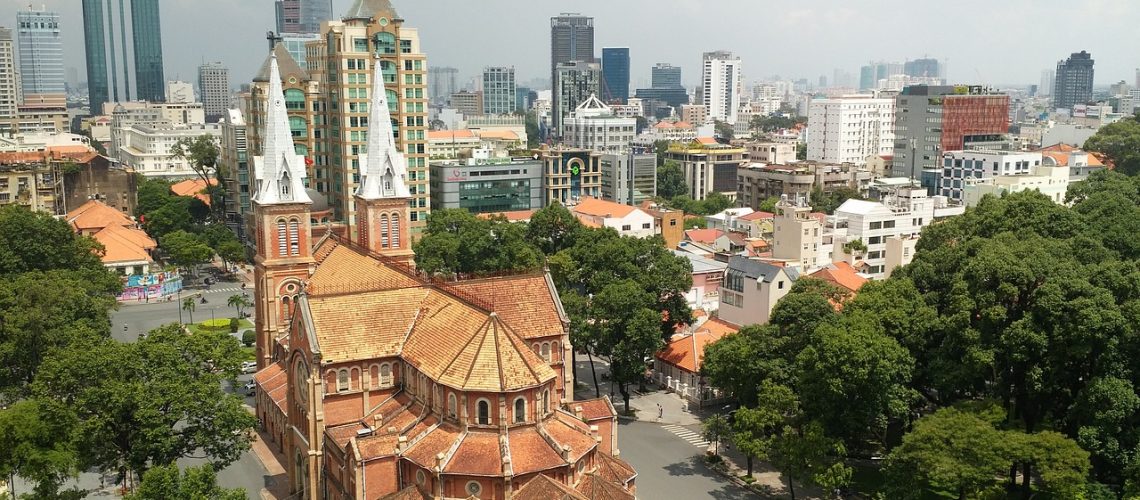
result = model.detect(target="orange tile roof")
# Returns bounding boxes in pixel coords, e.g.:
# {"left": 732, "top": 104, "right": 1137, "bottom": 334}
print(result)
{"left": 356, "top": 433, "right": 400, "bottom": 459}
{"left": 656, "top": 318, "right": 737, "bottom": 373}
{"left": 67, "top": 199, "right": 134, "bottom": 232}
{"left": 426, "top": 129, "right": 477, "bottom": 141}
{"left": 402, "top": 424, "right": 463, "bottom": 469}
{"left": 739, "top": 211, "right": 775, "bottom": 221}
{"left": 444, "top": 431, "right": 502, "bottom": 476}
{"left": 307, "top": 287, "right": 426, "bottom": 363}
{"left": 575, "top": 473, "right": 634, "bottom": 500}
{"left": 91, "top": 224, "right": 156, "bottom": 264}
{"left": 380, "top": 486, "right": 430, "bottom": 500}
{"left": 328, "top": 423, "right": 368, "bottom": 448}
{"left": 595, "top": 453, "right": 637, "bottom": 485}
{"left": 572, "top": 397, "right": 615, "bottom": 421}
{"left": 809, "top": 262, "right": 868, "bottom": 293}
{"left": 572, "top": 197, "right": 637, "bottom": 219}
{"left": 575, "top": 213, "right": 602, "bottom": 228}
{"left": 253, "top": 362, "right": 289, "bottom": 417}
{"left": 653, "top": 121, "right": 674, "bottom": 129}
{"left": 696, "top": 137, "right": 719, "bottom": 145}
{"left": 514, "top": 475, "right": 587, "bottom": 500}
{"left": 509, "top": 426, "right": 566, "bottom": 475}
{"left": 477, "top": 209, "right": 538, "bottom": 222}
{"left": 446, "top": 274, "right": 566, "bottom": 340}
{"left": 170, "top": 178, "right": 217, "bottom": 197}
{"left": 673, "top": 121, "right": 693, "bottom": 128}
{"left": 683, "top": 228, "right": 724, "bottom": 245}
{"left": 307, "top": 245, "right": 422, "bottom": 293}
{"left": 477, "top": 130, "right": 520, "bottom": 141}
{"left": 46, "top": 145, "right": 94, "bottom": 155}
{"left": 543, "top": 412, "right": 596, "bottom": 463}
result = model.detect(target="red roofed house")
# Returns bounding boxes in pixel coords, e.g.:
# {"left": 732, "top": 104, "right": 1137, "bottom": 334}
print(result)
{"left": 808, "top": 262, "right": 868, "bottom": 307}
{"left": 571, "top": 197, "right": 656, "bottom": 238}
{"left": 171, "top": 178, "right": 218, "bottom": 206}
{"left": 67, "top": 199, "right": 156, "bottom": 275}
{"left": 654, "top": 318, "right": 737, "bottom": 405}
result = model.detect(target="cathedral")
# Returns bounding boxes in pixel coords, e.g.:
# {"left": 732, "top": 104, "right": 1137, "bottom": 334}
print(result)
{"left": 248, "top": 33, "right": 636, "bottom": 500}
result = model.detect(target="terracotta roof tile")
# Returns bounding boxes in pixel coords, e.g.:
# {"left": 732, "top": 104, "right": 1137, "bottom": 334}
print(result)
{"left": 514, "top": 475, "right": 586, "bottom": 500}
{"left": 91, "top": 224, "right": 155, "bottom": 264}
{"left": 380, "top": 485, "right": 429, "bottom": 500}
{"left": 684, "top": 228, "right": 724, "bottom": 245}
{"left": 508, "top": 426, "right": 566, "bottom": 475}
{"left": 595, "top": 453, "right": 637, "bottom": 485}
{"left": 426, "top": 129, "right": 477, "bottom": 140}
{"left": 402, "top": 424, "right": 462, "bottom": 469}
{"left": 67, "top": 199, "right": 134, "bottom": 232}
{"left": 572, "top": 197, "right": 637, "bottom": 218}
{"left": 572, "top": 398, "right": 615, "bottom": 421}
{"left": 809, "top": 262, "right": 868, "bottom": 293}
{"left": 170, "top": 178, "right": 217, "bottom": 205}
{"left": 443, "top": 431, "right": 502, "bottom": 476}
{"left": 477, "top": 209, "right": 538, "bottom": 222}
{"left": 543, "top": 412, "right": 596, "bottom": 463}
{"left": 307, "top": 287, "right": 426, "bottom": 362}
{"left": 312, "top": 234, "right": 339, "bottom": 264}
{"left": 739, "top": 211, "right": 775, "bottom": 221}
{"left": 656, "top": 318, "right": 737, "bottom": 373}
{"left": 445, "top": 274, "right": 566, "bottom": 340}
{"left": 356, "top": 433, "right": 400, "bottom": 459}
{"left": 327, "top": 422, "right": 369, "bottom": 448}
{"left": 254, "top": 362, "right": 289, "bottom": 416}
{"left": 308, "top": 245, "right": 422, "bottom": 294}
{"left": 575, "top": 473, "right": 634, "bottom": 500}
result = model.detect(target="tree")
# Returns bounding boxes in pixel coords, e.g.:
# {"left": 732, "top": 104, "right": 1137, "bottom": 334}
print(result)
{"left": 1083, "top": 112, "right": 1140, "bottom": 176}
{"left": 702, "top": 413, "right": 731, "bottom": 457}
{"left": 241, "top": 330, "right": 255, "bottom": 347}
{"left": 125, "top": 463, "right": 246, "bottom": 500}
{"left": 758, "top": 196, "right": 779, "bottom": 213}
{"left": 215, "top": 240, "right": 246, "bottom": 270}
{"left": 653, "top": 139, "right": 673, "bottom": 167}
{"left": 796, "top": 143, "right": 807, "bottom": 160}
{"left": 161, "top": 230, "right": 214, "bottom": 273}
{"left": 413, "top": 209, "right": 541, "bottom": 276}
{"left": 227, "top": 294, "right": 251, "bottom": 317}
{"left": 0, "top": 206, "right": 113, "bottom": 283}
{"left": 170, "top": 135, "right": 222, "bottom": 213}
{"left": 731, "top": 381, "right": 800, "bottom": 475}
{"left": 750, "top": 114, "right": 799, "bottom": 133}
{"left": 701, "top": 325, "right": 793, "bottom": 407}
{"left": 526, "top": 202, "right": 582, "bottom": 255}
{"left": 769, "top": 421, "right": 852, "bottom": 500}
{"left": 701, "top": 192, "right": 734, "bottom": 215}
{"left": 182, "top": 296, "right": 197, "bottom": 324}
{"left": 589, "top": 280, "right": 661, "bottom": 411}
{"left": 0, "top": 399, "right": 79, "bottom": 498}
{"left": 713, "top": 120, "right": 734, "bottom": 140}
{"left": 524, "top": 110, "right": 540, "bottom": 148}
{"left": 883, "top": 408, "right": 1011, "bottom": 500}
{"left": 656, "top": 160, "right": 687, "bottom": 199}
{"left": 32, "top": 326, "right": 257, "bottom": 490}
{"left": 1007, "top": 431, "right": 1091, "bottom": 500}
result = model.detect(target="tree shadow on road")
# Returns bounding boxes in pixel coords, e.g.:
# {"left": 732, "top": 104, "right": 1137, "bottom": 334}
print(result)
{"left": 663, "top": 455, "right": 710, "bottom": 477}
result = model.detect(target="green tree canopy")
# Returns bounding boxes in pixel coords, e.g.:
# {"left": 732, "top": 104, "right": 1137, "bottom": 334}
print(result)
{"left": 125, "top": 463, "right": 246, "bottom": 500}
{"left": 413, "top": 209, "right": 542, "bottom": 276}
{"left": 1083, "top": 112, "right": 1140, "bottom": 176}
{"left": 656, "top": 160, "right": 687, "bottom": 199}
{"left": 160, "top": 230, "right": 214, "bottom": 270}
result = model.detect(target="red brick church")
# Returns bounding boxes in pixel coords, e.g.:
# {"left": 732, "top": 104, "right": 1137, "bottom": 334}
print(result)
{"left": 249, "top": 40, "right": 635, "bottom": 500}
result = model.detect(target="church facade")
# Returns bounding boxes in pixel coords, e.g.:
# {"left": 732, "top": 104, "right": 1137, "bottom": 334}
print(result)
{"left": 249, "top": 30, "right": 635, "bottom": 500}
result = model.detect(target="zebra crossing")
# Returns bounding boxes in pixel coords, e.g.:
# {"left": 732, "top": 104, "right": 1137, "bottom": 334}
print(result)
{"left": 661, "top": 424, "right": 710, "bottom": 448}
{"left": 202, "top": 287, "right": 246, "bottom": 294}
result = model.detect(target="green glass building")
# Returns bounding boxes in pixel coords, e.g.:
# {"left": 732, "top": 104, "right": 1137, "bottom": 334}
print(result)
{"left": 81, "top": 0, "right": 165, "bottom": 110}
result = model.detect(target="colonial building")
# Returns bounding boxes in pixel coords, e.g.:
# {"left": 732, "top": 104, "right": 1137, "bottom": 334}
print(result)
{"left": 251, "top": 51, "right": 634, "bottom": 500}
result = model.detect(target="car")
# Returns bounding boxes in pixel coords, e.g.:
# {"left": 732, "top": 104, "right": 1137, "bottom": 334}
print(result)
{"left": 241, "top": 361, "right": 257, "bottom": 374}
{"left": 243, "top": 380, "right": 256, "bottom": 396}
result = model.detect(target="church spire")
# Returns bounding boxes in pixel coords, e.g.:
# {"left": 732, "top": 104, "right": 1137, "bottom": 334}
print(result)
{"left": 253, "top": 53, "right": 310, "bottom": 205}
{"left": 356, "top": 55, "right": 410, "bottom": 201}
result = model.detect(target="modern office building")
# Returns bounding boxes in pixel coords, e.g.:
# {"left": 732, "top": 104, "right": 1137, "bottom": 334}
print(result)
{"left": 701, "top": 51, "right": 742, "bottom": 124}
{"left": 904, "top": 58, "right": 941, "bottom": 79}
{"left": 602, "top": 47, "right": 630, "bottom": 103}
{"left": 634, "top": 63, "right": 688, "bottom": 114}
{"left": 665, "top": 138, "right": 747, "bottom": 201}
{"left": 938, "top": 150, "right": 1043, "bottom": 202}
{"left": 599, "top": 151, "right": 656, "bottom": 206}
{"left": 806, "top": 95, "right": 895, "bottom": 165}
{"left": 553, "top": 60, "right": 601, "bottom": 137}
{"left": 81, "top": 0, "right": 166, "bottom": 108}
{"left": 481, "top": 66, "right": 516, "bottom": 115}
{"left": 15, "top": 9, "right": 65, "bottom": 106}
{"left": 0, "top": 28, "right": 19, "bottom": 124}
{"left": 652, "top": 63, "right": 682, "bottom": 89}
{"left": 278, "top": 33, "right": 320, "bottom": 69}
{"left": 274, "top": 0, "right": 333, "bottom": 34}
{"left": 562, "top": 94, "right": 636, "bottom": 153}
{"left": 536, "top": 146, "right": 601, "bottom": 206}
{"left": 219, "top": 108, "right": 249, "bottom": 226}
{"left": 1054, "top": 51, "right": 1095, "bottom": 111}
{"left": 891, "top": 85, "right": 1010, "bottom": 191}
{"left": 198, "top": 62, "right": 230, "bottom": 119}
{"left": 429, "top": 156, "right": 543, "bottom": 214}
{"left": 550, "top": 13, "right": 594, "bottom": 135}
{"left": 450, "top": 90, "right": 483, "bottom": 116}
{"left": 428, "top": 66, "right": 458, "bottom": 105}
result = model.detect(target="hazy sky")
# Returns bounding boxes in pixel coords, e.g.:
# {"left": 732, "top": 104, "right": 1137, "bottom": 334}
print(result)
{"left": 3, "top": 0, "right": 1139, "bottom": 90}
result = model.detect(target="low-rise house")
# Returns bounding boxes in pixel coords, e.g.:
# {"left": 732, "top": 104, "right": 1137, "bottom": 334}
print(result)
{"left": 171, "top": 178, "right": 218, "bottom": 206}
{"left": 654, "top": 317, "right": 737, "bottom": 405}
{"left": 807, "top": 262, "right": 868, "bottom": 307}
{"left": 718, "top": 256, "right": 799, "bottom": 327}
{"left": 672, "top": 250, "right": 727, "bottom": 312}
{"left": 571, "top": 197, "right": 656, "bottom": 238}
{"left": 66, "top": 199, "right": 156, "bottom": 276}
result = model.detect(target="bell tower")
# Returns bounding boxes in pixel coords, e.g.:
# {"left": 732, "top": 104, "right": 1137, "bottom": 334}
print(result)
{"left": 354, "top": 54, "right": 413, "bottom": 264}
{"left": 252, "top": 52, "right": 315, "bottom": 369}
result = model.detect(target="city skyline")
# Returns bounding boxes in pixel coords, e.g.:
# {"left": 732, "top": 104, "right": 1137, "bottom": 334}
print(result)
{"left": 2, "top": 0, "right": 1139, "bottom": 94}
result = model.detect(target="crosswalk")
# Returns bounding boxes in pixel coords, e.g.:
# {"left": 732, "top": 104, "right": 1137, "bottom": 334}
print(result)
{"left": 201, "top": 287, "right": 246, "bottom": 294}
{"left": 661, "top": 424, "right": 710, "bottom": 449}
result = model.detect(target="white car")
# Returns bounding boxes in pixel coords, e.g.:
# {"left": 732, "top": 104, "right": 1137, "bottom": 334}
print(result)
{"left": 241, "top": 361, "right": 257, "bottom": 374}
{"left": 243, "top": 380, "right": 256, "bottom": 395}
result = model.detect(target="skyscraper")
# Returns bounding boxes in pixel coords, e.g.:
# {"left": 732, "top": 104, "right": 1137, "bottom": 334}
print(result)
{"left": 651, "top": 63, "right": 681, "bottom": 89}
{"left": 428, "top": 66, "right": 458, "bottom": 105}
{"left": 550, "top": 13, "right": 593, "bottom": 133}
{"left": 0, "top": 28, "right": 19, "bottom": 123}
{"left": 198, "top": 62, "right": 231, "bottom": 119}
{"left": 601, "top": 47, "right": 630, "bottom": 103}
{"left": 81, "top": 0, "right": 166, "bottom": 108}
{"left": 15, "top": 9, "right": 65, "bottom": 105}
{"left": 554, "top": 60, "right": 600, "bottom": 137}
{"left": 904, "top": 58, "right": 941, "bottom": 79}
{"left": 275, "top": 0, "right": 333, "bottom": 34}
{"left": 481, "top": 66, "right": 516, "bottom": 115}
{"left": 701, "top": 50, "right": 742, "bottom": 124}
{"left": 1039, "top": 69, "right": 1055, "bottom": 97}
{"left": 1053, "top": 51, "right": 1094, "bottom": 111}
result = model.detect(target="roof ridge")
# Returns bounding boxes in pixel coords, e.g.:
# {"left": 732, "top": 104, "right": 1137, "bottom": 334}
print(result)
{"left": 396, "top": 420, "right": 441, "bottom": 459}
{"left": 437, "top": 429, "right": 468, "bottom": 472}
{"left": 496, "top": 318, "right": 542, "bottom": 387}
{"left": 445, "top": 315, "right": 494, "bottom": 390}
{"left": 491, "top": 314, "right": 507, "bottom": 392}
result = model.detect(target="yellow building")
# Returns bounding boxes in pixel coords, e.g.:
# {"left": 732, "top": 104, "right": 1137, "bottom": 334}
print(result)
{"left": 535, "top": 146, "right": 601, "bottom": 207}
{"left": 664, "top": 138, "right": 747, "bottom": 201}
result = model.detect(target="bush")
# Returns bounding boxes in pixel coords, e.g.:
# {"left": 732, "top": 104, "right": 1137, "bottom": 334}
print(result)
{"left": 229, "top": 317, "right": 240, "bottom": 333}
{"left": 241, "top": 330, "right": 255, "bottom": 347}
{"left": 200, "top": 318, "right": 230, "bottom": 329}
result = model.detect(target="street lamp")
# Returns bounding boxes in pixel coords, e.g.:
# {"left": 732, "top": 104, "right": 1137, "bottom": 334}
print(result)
{"left": 177, "top": 288, "right": 183, "bottom": 324}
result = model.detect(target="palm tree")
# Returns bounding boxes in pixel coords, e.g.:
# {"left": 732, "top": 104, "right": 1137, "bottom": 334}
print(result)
{"left": 182, "top": 296, "right": 196, "bottom": 324}
{"left": 227, "top": 294, "right": 251, "bottom": 316}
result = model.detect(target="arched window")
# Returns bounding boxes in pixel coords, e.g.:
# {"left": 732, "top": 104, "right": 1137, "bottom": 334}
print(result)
{"left": 390, "top": 212, "right": 400, "bottom": 248}
{"left": 542, "top": 389, "right": 550, "bottom": 414}
{"left": 288, "top": 116, "right": 307, "bottom": 138}
{"left": 337, "top": 369, "right": 349, "bottom": 392}
{"left": 370, "top": 364, "right": 379, "bottom": 389}
{"left": 380, "top": 60, "right": 397, "bottom": 84}
{"left": 379, "top": 214, "right": 390, "bottom": 248}
{"left": 288, "top": 219, "right": 299, "bottom": 256}
{"left": 373, "top": 32, "right": 396, "bottom": 55}
{"left": 379, "top": 363, "right": 392, "bottom": 386}
{"left": 276, "top": 219, "right": 287, "bottom": 257}
{"left": 476, "top": 400, "right": 490, "bottom": 425}
{"left": 386, "top": 89, "right": 398, "bottom": 113}
{"left": 284, "top": 89, "right": 305, "bottom": 110}
{"left": 448, "top": 393, "right": 457, "bottom": 419}
{"left": 540, "top": 343, "right": 551, "bottom": 362}
{"left": 280, "top": 172, "right": 291, "bottom": 197}
{"left": 513, "top": 397, "right": 526, "bottom": 424}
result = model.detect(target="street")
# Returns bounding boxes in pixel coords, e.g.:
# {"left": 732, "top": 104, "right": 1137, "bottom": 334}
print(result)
{"left": 618, "top": 419, "right": 757, "bottom": 500}
{"left": 113, "top": 282, "right": 249, "bottom": 342}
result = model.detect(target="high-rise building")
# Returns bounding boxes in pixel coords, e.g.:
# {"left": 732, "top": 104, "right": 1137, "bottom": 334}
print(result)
{"left": 859, "top": 65, "right": 875, "bottom": 91}
{"left": 554, "top": 60, "right": 600, "bottom": 137}
{"left": 15, "top": 9, "right": 65, "bottom": 106}
{"left": 1039, "top": 69, "right": 1055, "bottom": 97}
{"left": 904, "top": 58, "right": 941, "bottom": 79}
{"left": 701, "top": 50, "right": 742, "bottom": 124}
{"left": 450, "top": 90, "right": 483, "bottom": 116}
{"left": 0, "top": 28, "right": 18, "bottom": 123}
{"left": 481, "top": 66, "right": 516, "bottom": 115}
{"left": 550, "top": 13, "right": 594, "bottom": 134}
{"left": 562, "top": 94, "right": 636, "bottom": 153}
{"left": 81, "top": 0, "right": 166, "bottom": 108}
{"left": 166, "top": 80, "right": 194, "bottom": 103}
{"left": 601, "top": 47, "right": 630, "bottom": 103}
{"left": 198, "top": 62, "right": 230, "bottom": 119}
{"left": 1053, "top": 51, "right": 1094, "bottom": 111}
{"left": 807, "top": 95, "right": 895, "bottom": 165}
{"left": 274, "top": 0, "right": 333, "bottom": 34}
{"left": 278, "top": 33, "right": 320, "bottom": 69}
{"left": 428, "top": 66, "right": 458, "bottom": 104}
{"left": 651, "top": 63, "right": 682, "bottom": 89}
{"left": 892, "top": 85, "right": 1010, "bottom": 191}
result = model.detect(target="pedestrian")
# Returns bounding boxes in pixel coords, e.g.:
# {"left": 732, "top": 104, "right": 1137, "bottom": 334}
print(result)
{"left": 657, "top": 403, "right": 663, "bottom": 420}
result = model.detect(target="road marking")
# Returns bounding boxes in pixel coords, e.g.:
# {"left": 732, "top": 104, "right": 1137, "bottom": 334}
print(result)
{"left": 201, "top": 287, "right": 245, "bottom": 294}
{"left": 661, "top": 424, "right": 709, "bottom": 448}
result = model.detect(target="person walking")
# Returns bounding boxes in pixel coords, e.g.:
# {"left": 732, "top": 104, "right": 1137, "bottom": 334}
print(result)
{"left": 657, "top": 403, "right": 663, "bottom": 421}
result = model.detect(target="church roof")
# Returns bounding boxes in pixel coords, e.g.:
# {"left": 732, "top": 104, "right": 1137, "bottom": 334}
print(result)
{"left": 344, "top": 0, "right": 397, "bottom": 20}
{"left": 513, "top": 475, "right": 587, "bottom": 500}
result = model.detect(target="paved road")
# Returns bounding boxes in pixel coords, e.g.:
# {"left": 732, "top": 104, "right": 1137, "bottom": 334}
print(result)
{"left": 114, "top": 279, "right": 250, "bottom": 342}
{"left": 618, "top": 419, "right": 756, "bottom": 499}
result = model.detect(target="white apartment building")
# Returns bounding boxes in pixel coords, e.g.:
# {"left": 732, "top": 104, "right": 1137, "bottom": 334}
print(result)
{"left": 562, "top": 94, "right": 637, "bottom": 153}
{"left": 771, "top": 196, "right": 822, "bottom": 270}
{"left": 115, "top": 123, "right": 222, "bottom": 178}
{"left": 701, "top": 51, "right": 742, "bottom": 124}
{"left": 197, "top": 62, "right": 230, "bottom": 118}
{"left": 939, "top": 150, "right": 1044, "bottom": 202}
{"left": 831, "top": 187, "right": 934, "bottom": 279}
{"left": 963, "top": 164, "right": 1070, "bottom": 207}
{"left": 806, "top": 95, "right": 894, "bottom": 165}
{"left": 571, "top": 196, "right": 656, "bottom": 238}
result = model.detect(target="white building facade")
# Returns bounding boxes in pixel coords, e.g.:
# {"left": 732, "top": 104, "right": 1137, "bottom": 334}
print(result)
{"left": 939, "top": 150, "right": 1044, "bottom": 202}
{"left": 701, "top": 51, "right": 742, "bottom": 124}
{"left": 806, "top": 95, "right": 895, "bottom": 165}
{"left": 831, "top": 188, "right": 934, "bottom": 279}
{"left": 562, "top": 94, "right": 637, "bottom": 153}
{"left": 116, "top": 123, "right": 222, "bottom": 178}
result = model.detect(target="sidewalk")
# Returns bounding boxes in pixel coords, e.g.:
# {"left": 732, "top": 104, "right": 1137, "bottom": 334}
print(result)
{"left": 244, "top": 406, "right": 289, "bottom": 500}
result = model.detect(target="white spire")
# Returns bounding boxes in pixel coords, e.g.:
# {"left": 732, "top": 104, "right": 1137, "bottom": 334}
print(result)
{"left": 356, "top": 55, "right": 411, "bottom": 200}
{"left": 253, "top": 53, "right": 311, "bottom": 205}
